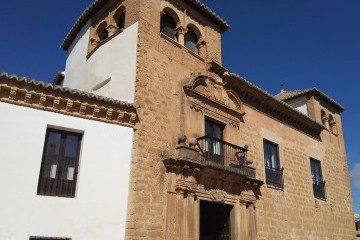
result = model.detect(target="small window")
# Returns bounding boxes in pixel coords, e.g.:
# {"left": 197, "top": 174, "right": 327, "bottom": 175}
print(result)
{"left": 321, "top": 109, "right": 327, "bottom": 126}
{"left": 116, "top": 11, "right": 125, "bottom": 30}
{"left": 160, "top": 12, "right": 177, "bottom": 40}
{"left": 185, "top": 27, "right": 198, "bottom": 53}
{"left": 310, "top": 158, "right": 326, "bottom": 199}
{"left": 37, "top": 128, "right": 82, "bottom": 198}
{"left": 263, "top": 140, "right": 283, "bottom": 187}
{"left": 328, "top": 114, "right": 336, "bottom": 133}
{"left": 97, "top": 22, "right": 108, "bottom": 41}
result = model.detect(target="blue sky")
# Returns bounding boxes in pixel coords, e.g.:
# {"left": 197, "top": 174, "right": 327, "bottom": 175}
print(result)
{"left": 0, "top": 1, "right": 359, "bottom": 213}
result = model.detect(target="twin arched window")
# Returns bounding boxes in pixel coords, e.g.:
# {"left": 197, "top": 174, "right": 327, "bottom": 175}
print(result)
{"left": 97, "top": 22, "right": 109, "bottom": 41}
{"left": 160, "top": 10, "right": 201, "bottom": 54}
{"left": 321, "top": 110, "right": 327, "bottom": 126}
{"left": 185, "top": 27, "right": 198, "bottom": 53}
{"left": 115, "top": 10, "right": 126, "bottom": 30}
{"left": 160, "top": 12, "right": 177, "bottom": 40}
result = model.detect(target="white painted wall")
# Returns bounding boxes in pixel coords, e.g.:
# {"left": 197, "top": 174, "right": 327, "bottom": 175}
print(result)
{"left": 286, "top": 96, "right": 308, "bottom": 115}
{"left": 0, "top": 102, "right": 133, "bottom": 240}
{"left": 63, "top": 21, "right": 138, "bottom": 103}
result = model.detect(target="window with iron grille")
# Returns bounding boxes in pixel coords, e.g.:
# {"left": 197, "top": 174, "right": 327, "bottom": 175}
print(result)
{"left": 37, "top": 128, "right": 82, "bottom": 198}
{"left": 310, "top": 158, "right": 326, "bottom": 199}
{"left": 263, "top": 140, "right": 283, "bottom": 187}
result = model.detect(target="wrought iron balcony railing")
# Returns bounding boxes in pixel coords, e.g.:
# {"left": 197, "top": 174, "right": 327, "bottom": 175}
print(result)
{"left": 197, "top": 136, "right": 255, "bottom": 177}
{"left": 265, "top": 166, "right": 284, "bottom": 187}
{"left": 313, "top": 180, "right": 326, "bottom": 199}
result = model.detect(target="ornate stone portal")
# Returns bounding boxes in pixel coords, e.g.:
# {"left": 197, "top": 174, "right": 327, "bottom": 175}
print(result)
{"left": 162, "top": 141, "right": 262, "bottom": 240}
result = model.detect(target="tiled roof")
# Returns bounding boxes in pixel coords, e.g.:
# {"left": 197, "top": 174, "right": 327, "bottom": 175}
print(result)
{"left": 61, "top": 0, "right": 229, "bottom": 50}
{"left": 223, "top": 72, "right": 326, "bottom": 133}
{"left": 274, "top": 88, "right": 344, "bottom": 112}
{"left": 0, "top": 72, "right": 136, "bottom": 109}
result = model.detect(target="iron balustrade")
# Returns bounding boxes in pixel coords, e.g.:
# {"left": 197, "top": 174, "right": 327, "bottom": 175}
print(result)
{"left": 312, "top": 180, "right": 326, "bottom": 199}
{"left": 197, "top": 136, "right": 253, "bottom": 176}
{"left": 265, "top": 166, "right": 284, "bottom": 187}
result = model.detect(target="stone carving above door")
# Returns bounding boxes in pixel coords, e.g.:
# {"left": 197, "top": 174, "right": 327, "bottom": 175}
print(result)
{"left": 184, "top": 75, "right": 245, "bottom": 117}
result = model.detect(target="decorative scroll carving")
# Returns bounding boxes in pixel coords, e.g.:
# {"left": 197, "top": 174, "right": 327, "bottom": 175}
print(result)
{"left": 210, "top": 189, "right": 226, "bottom": 203}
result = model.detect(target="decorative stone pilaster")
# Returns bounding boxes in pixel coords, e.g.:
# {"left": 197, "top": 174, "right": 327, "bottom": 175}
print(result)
{"left": 197, "top": 40, "right": 207, "bottom": 59}
{"left": 175, "top": 26, "right": 187, "bottom": 45}
{"left": 106, "top": 24, "right": 119, "bottom": 36}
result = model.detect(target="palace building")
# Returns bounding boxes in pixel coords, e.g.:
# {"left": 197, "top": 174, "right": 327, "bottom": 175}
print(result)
{"left": 0, "top": 0, "right": 356, "bottom": 239}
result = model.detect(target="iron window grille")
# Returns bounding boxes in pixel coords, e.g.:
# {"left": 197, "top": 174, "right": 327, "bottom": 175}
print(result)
{"left": 263, "top": 140, "right": 283, "bottom": 187}
{"left": 310, "top": 158, "right": 326, "bottom": 199}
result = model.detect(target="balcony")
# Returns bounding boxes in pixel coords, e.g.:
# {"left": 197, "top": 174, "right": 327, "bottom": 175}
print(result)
{"left": 265, "top": 166, "right": 284, "bottom": 188}
{"left": 313, "top": 180, "right": 326, "bottom": 199}
{"left": 197, "top": 136, "right": 256, "bottom": 178}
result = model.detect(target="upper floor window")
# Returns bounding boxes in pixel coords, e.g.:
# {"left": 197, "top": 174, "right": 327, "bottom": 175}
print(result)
{"left": 160, "top": 12, "right": 177, "bottom": 40}
{"left": 310, "top": 158, "right": 326, "bottom": 199}
{"left": 97, "top": 22, "right": 108, "bottom": 41}
{"left": 37, "top": 128, "right": 82, "bottom": 198}
{"left": 185, "top": 27, "right": 198, "bottom": 53}
{"left": 115, "top": 9, "right": 125, "bottom": 30}
{"left": 321, "top": 109, "right": 327, "bottom": 126}
{"left": 263, "top": 140, "right": 283, "bottom": 187}
{"left": 328, "top": 114, "right": 336, "bottom": 133}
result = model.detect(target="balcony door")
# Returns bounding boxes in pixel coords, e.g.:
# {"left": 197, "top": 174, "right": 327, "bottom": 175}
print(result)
{"left": 205, "top": 119, "right": 224, "bottom": 164}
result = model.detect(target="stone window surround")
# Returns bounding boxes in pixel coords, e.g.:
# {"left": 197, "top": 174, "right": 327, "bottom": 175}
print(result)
{"left": 160, "top": 6, "right": 207, "bottom": 59}
{"left": 88, "top": 3, "right": 126, "bottom": 56}
{"left": 320, "top": 108, "right": 338, "bottom": 135}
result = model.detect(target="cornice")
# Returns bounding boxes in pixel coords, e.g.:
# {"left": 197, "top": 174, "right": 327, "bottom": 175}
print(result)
{"left": 223, "top": 73, "right": 325, "bottom": 137}
{"left": 0, "top": 72, "right": 137, "bottom": 127}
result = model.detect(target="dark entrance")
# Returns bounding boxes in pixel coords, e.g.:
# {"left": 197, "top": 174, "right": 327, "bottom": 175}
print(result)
{"left": 200, "top": 200, "right": 232, "bottom": 240}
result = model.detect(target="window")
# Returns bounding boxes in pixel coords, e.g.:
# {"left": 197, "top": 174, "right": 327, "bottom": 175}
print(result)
{"left": 263, "top": 140, "right": 283, "bottom": 187}
{"left": 160, "top": 12, "right": 177, "bottom": 40}
{"left": 321, "top": 109, "right": 327, "bottom": 126}
{"left": 37, "top": 128, "right": 82, "bottom": 198}
{"left": 310, "top": 158, "right": 326, "bottom": 199}
{"left": 204, "top": 119, "right": 224, "bottom": 164}
{"left": 116, "top": 11, "right": 125, "bottom": 30}
{"left": 97, "top": 22, "right": 108, "bottom": 41}
{"left": 328, "top": 114, "right": 336, "bottom": 133}
{"left": 185, "top": 27, "right": 198, "bottom": 53}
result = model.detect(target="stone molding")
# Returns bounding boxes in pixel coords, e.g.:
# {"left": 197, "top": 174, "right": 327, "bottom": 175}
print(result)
{"left": 0, "top": 74, "right": 136, "bottom": 127}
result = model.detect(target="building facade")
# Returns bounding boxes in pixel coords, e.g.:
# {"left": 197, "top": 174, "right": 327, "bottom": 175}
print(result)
{"left": 0, "top": 73, "right": 136, "bottom": 239}
{"left": 0, "top": 0, "right": 356, "bottom": 239}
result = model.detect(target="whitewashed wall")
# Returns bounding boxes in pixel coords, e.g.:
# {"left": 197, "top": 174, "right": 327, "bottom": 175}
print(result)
{"left": 286, "top": 96, "right": 308, "bottom": 115}
{"left": 63, "top": 21, "right": 138, "bottom": 103}
{"left": 0, "top": 102, "right": 133, "bottom": 240}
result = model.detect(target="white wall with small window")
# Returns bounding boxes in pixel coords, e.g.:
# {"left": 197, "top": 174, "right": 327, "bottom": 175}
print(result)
{"left": 0, "top": 102, "right": 133, "bottom": 240}
{"left": 63, "top": 20, "right": 138, "bottom": 103}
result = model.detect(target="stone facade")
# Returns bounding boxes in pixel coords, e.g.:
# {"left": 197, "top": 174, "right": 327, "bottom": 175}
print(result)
{"left": 61, "top": 0, "right": 356, "bottom": 239}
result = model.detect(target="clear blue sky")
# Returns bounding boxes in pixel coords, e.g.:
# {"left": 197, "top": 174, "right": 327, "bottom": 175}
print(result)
{"left": 0, "top": 1, "right": 359, "bottom": 213}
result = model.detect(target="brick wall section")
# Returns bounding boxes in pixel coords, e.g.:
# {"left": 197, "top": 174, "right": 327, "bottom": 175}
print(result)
{"left": 123, "top": 0, "right": 355, "bottom": 239}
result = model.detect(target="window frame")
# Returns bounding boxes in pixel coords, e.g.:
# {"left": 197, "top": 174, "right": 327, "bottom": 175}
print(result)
{"left": 310, "top": 158, "right": 326, "bottom": 199}
{"left": 263, "top": 139, "right": 283, "bottom": 188}
{"left": 160, "top": 11, "right": 178, "bottom": 41}
{"left": 37, "top": 128, "right": 83, "bottom": 198}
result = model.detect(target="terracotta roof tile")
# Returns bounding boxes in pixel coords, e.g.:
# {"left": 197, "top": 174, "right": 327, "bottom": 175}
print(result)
{"left": 0, "top": 72, "right": 136, "bottom": 109}
{"left": 274, "top": 88, "right": 344, "bottom": 112}
{"left": 61, "top": 0, "right": 229, "bottom": 50}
